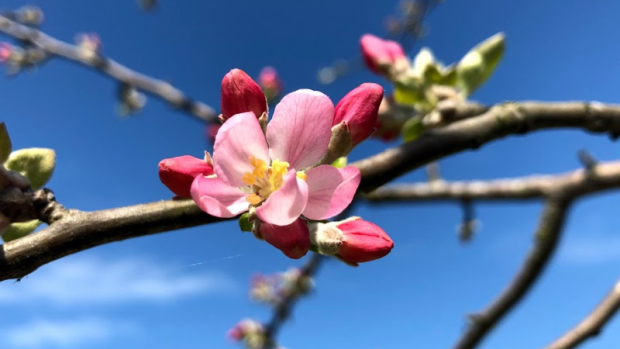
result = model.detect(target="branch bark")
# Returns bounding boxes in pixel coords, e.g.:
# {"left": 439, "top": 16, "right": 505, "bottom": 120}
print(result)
{"left": 543, "top": 278, "right": 620, "bottom": 349}
{"left": 0, "top": 14, "right": 217, "bottom": 122}
{"left": 354, "top": 101, "right": 620, "bottom": 192}
{"left": 454, "top": 197, "right": 571, "bottom": 349}
{"left": 365, "top": 160, "right": 620, "bottom": 202}
{"left": 0, "top": 199, "right": 224, "bottom": 280}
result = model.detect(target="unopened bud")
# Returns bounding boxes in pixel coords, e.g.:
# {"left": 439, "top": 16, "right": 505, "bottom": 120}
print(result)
{"left": 334, "top": 83, "right": 384, "bottom": 146}
{"left": 258, "top": 66, "right": 283, "bottom": 103}
{"left": 310, "top": 217, "right": 393, "bottom": 265}
{"left": 158, "top": 155, "right": 214, "bottom": 198}
{"left": 256, "top": 218, "right": 311, "bottom": 259}
{"left": 360, "top": 34, "right": 409, "bottom": 79}
{"left": 220, "top": 69, "right": 268, "bottom": 121}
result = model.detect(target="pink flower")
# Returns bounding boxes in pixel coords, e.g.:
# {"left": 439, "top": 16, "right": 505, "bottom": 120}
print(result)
{"left": 258, "top": 66, "right": 283, "bottom": 102}
{"left": 220, "top": 69, "right": 267, "bottom": 120}
{"left": 336, "top": 218, "right": 394, "bottom": 263}
{"left": 360, "top": 34, "right": 407, "bottom": 75}
{"left": 159, "top": 155, "right": 214, "bottom": 198}
{"left": 0, "top": 43, "right": 13, "bottom": 62}
{"left": 334, "top": 83, "right": 384, "bottom": 145}
{"left": 191, "top": 89, "right": 361, "bottom": 226}
{"left": 258, "top": 218, "right": 311, "bottom": 259}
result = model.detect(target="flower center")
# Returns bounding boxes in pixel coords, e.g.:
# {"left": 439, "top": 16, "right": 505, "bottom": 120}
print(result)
{"left": 241, "top": 156, "right": 296, "bottom": 205}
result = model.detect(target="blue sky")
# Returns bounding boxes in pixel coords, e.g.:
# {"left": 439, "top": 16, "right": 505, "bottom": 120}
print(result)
{"left": 2, "top": 0, "right": 620, "bottom": 348}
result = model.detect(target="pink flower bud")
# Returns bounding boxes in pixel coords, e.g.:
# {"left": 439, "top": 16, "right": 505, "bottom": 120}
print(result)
{"left": 360, "top": 34, "right": 407, "bottom": 75}
{"left": 0, "top": 43, "right": 13, "bottom": 62}
{"left": 258, "top": 218, "right": 311, "bottom": 259}
{"left": 258, "top": 66, "right": 283, "bottom": 102}
{"left": 158, "top": 155, "right": 214, "bottom": 198}
{"left": 335, "top": 218, "right": 393, "bottom": 263}
{"left": 334, "top": 83, "right": 384, "bottom": 145}
{"left": 220, "top": 69, "right": 268, "bottom": 120}
{"left": 204, "top": 123, "right": 221, "bottom": 144}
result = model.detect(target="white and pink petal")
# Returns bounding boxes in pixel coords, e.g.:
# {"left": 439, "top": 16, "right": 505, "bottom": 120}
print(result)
{"left": 256, "top": 170, "right": 309, "bottom": 226}
{"left": 191, "top": 176, "right": 249, "bottom": 218}
{"left": 266, "top": 89, "right": 334, "bottom": 169}
{"left": 213, "top": 112, "right": 269, "bottom": 187}
{"left": 302, "top": 165, "right": 361, "bottom": 220}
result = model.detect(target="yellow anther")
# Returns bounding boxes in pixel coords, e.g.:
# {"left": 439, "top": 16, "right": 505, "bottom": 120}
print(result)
{"left": 296, "top": 172, "right": 307, "bottom": 181}
{"left": 242, "top": 172, "right": 256, "bottom": 186}
{"left": 246, "top": 193, "right": 262, "bottom": 205}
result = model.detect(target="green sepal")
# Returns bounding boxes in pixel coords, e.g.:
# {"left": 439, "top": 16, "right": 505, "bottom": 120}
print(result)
{"left": 2, "top": 220, "right": 41, "bottom": 242}
{"left": 238, "top": 213, "right": 252, "bottom": 232}
{"left": 402, "top": 117, "right": 425, "bottom": 143}
{"left": 331, "top": 156, "right": 348, "bottom": 169}
{"left": 5, "top": 148, "right": 56, "bottom": 189}
{"left": 0, "top": 123, "right": 11, "bottom": 164}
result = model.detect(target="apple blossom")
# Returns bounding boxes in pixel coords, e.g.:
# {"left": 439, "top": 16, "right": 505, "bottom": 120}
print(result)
{"left": 191, "top": 89, "right": 361, "bottom": 227}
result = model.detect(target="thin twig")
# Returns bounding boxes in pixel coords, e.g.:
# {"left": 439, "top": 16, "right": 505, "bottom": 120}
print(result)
{"left": 365, "top": 160, "right": 620, "bottom": 202}
{"left": 543, "top": 278, "right": 620, "bottom": 349}
{"left": 454, "top": 197, "right": 572, "bottom": 349}
{"left": 0, "top": 14, "right": 217, "bottom": 122}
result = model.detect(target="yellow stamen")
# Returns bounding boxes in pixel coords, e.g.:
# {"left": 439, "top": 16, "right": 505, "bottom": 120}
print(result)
{"left": 242, "top": 156, "right": 291, "bottom": 206}
{"left": 296, "top": 172, "right": 307, "bottom": 181}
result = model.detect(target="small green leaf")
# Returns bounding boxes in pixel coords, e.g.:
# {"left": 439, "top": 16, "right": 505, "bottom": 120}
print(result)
{"left": 238, "top": 213, "right": 252, "bottom": 232}
{"left": 2, "top": 220, "right": 41, "bottom": 242}
{"left": 412, "top": 47, "right": 436, "bottom": 77}
{"left": 331, "top": 156, "right": 348, "bottom": 169}
{"left": 456, "top": 32, "right": 505, "bottom": 97}
{"left": 402, "top": 117, "right": 425, "bottom": 143}
{"left": 394, "top": 84, "right": 425, "bottom": 106}
{"left": 0, "top": 123, "right": 11, "bottom": 163}
{"left": 439, "top": 66, "right": 458, "bottom": 86}
{"left": 5, "top": 148, "right": 56, "bottom": 189}
{"left": 423, "top": 64, "right": 444, "bottom": 84}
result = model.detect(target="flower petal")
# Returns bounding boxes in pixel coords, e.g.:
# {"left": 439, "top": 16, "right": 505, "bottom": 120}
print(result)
{"left": 213, "top": 112, "right": 269, "bottom": 187}
{"left": 303, "top": 165, "right": 361, "bottom": 220}
{"left": 191, "top": 175, "right": 249, "bottom": 218}
{"left": 256, "top": 170, "right": 308, "bottom": 226}
{"left": 258, "top": 218, "right": 311, "bottom": 259}
{"left": 266, "top": 89, "right": 334, "bottom": 169}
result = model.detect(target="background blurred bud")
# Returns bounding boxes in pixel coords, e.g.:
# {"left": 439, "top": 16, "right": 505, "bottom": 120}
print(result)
{"left": 76, "top": 33, "right": 102, "bottom": 60}
{"left": 0, "top": 43, "right": 14, "bottom": 63}
{"left": 221, "top": 69, "right": 267, "bottom": 120}
{"left": 158, "top": 155, "right": 214, "bottom": 198}
{"left": 360, "top": 34, "right": 409, "bottom": 78}
{"left": 16, "top": 6, "right": 44, "bottom": 26}
{"left": 258, "top": 66, "right": 283, "bottom": 103}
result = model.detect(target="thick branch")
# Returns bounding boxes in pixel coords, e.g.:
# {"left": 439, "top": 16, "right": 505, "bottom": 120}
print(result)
{"left": 354, "top": 101, "right": 620, "bottom": 192}
{"left": 454, "top": 197, "right": 572, "bottom": 349}
{"left": 0, "top": 199, "right": 225, "bottom": 280}
{"left": 543, "top": 278, "right": 620, "bottom": 349}
{"left": 0, "top": 14, "right": 217, "bottom": 122}
{"left": 365, "top": 160, "right": 620, "bottom": 202}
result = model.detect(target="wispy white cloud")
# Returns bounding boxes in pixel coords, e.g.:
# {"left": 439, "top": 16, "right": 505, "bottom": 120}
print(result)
{"left": 0, "top": 256, "right": 237, "bottom": 305}
{"left": 559, "top": 236, "right": 620, "bottom": 265}
{"left": 3, "top": 317, "right": 138, "bottom": 348}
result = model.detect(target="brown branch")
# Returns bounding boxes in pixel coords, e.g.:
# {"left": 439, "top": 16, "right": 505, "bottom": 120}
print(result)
{"left": 0, "top": 199, "right": 225, "bottom": 280}
{"left": 354, "top": 101, "right": 620, "bottom": 192}
{"left": 365, "top": 160, "right": 620, "bottom": 202}
{"left": 0, "top": 14, "right": 217, "bottom": 122}
{"left": 454, "top": 197, "right": 571, "bottom": 349}
{"left": 543, "top": 278, "right": 620, "bottom": 349}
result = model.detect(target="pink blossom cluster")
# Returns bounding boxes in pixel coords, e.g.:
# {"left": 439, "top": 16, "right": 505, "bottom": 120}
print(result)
{"left": 159, "top": 69, "right": 394, "bottom": 263}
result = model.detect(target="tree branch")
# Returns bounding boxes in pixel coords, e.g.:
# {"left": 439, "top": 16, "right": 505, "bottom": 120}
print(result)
{"left": 0, "top": 14, "right": 217, "bottom": 122}
{"left": 0, "top": 199, "right": 225, "bottom": 280}
{"left": 543, "top": 278, "right": 620, "bottom": 349}
{"left": 454, "top": 197, "right": 572, "bottom": 349}
{"left": 365, "top": 160, "right": 620, "bottom": 202}
{"left": 354, "top": 101, "right": 620, "bottom": 192}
